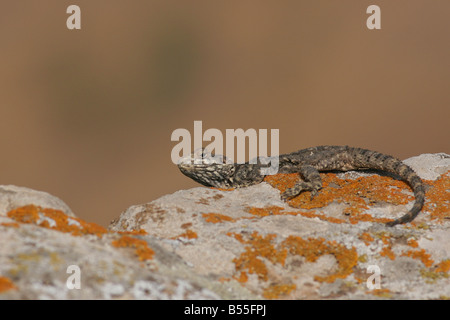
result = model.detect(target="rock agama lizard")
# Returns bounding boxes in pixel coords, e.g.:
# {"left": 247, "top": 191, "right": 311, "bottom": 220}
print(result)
{"left": 177, "top": 145, "right": 425, "bottom": 226}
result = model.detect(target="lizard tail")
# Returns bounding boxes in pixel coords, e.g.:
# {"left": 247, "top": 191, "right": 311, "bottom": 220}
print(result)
{"left": 385, "top": 172, "right": 425, "bottom": 226}
{"left": 351, "top": 148, "right": 426, "bottom": 226}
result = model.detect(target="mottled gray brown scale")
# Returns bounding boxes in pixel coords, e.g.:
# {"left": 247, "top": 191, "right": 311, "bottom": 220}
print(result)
{"left": 178, "top": 145, "right": 425, "bottom": 226}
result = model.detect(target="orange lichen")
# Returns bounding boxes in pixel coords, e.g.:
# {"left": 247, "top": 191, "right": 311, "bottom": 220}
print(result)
{"left": 202, "top": 213, "right": 236, "bottom": 223}
{"left": 263, "top": 173, "right": 299, "bottom": 192}
{"left": 235, "top": 271, "right": 248, "bottom": 283}
{"left": 435, "top": 260, "right": 450, "bottom": 273}
{"left": 0, "top": 276, "right": 16, "bottom": 293}
{"left": 282, "top": 236, "right": 358, "bottom": 283}
{"left": 229, "top": 230, "right": 358, "bottom": 289}
{"left": 111, "top": 235, "right": 154, "bottom": 261}
{"left": 7, "top": 205, "right": 107, "bottom": 237}
{"left": 423, "top": 172, "right": 450, "bottom": 223}
{"left": 7, "top": 205, "right": 40, "bottom": 224}
{"left": 118, "top": 229, "right": 148, "bottom": 236}
{"left": 359, "top": 232, "right": 375, "bottom": 246}
{"left": 282, "top": 236, "right": 330, "bottom": 263}
{"left": 171, "top": 229, "right": 198, "bottom": 240}
{"left": 380, "top": 234, "right": 391, "bottom": 245}
{"left": 262, "top": 283, "right": 296, "bottom": 299}
{"left": 401, "top": 249, "right": 434, "bottom": 268}
{"left": 407, "top": 239, "right": 419, "bottom": 248}
{"left": 246, "top": 206, "right": 285, "bottom": 217}
{"left": 229, "top": 232, "right": 287, "bottom": 282}
{"left": 265, "top": 172, "right": 415, "bottom": 224}
{"left": 380, "top": 246, "right": 396, "bottom": 260}
{"left": 378, "top": 234, "right": 396, "bottom": 260}
{"left": 0, "top": 222, "right": 20, "bottom": 228}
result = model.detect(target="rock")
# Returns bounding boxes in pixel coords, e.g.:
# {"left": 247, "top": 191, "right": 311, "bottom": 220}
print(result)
{"left": 0, "top": 185, "right": 74, "bottom": 217}
{"left": 1, "top": 154, "right": 449, "bottom": 300}
{"left": 109, "top": 153, "right": 450, "bottom": 299}
{"left": 403, "top": 153, "right": 450, "bottom": 180}
{"left": 0, "top": 204, "right": 235, "bottom": 299}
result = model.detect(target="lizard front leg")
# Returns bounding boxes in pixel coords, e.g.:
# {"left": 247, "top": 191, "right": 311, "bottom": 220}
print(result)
{"left": 281, "top": 165, "right": 323, "bottom": 200}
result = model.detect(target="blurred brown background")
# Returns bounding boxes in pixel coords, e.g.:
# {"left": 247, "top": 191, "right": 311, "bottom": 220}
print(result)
{"left": 1, "top": 1, "right": 448, "bottom": 226}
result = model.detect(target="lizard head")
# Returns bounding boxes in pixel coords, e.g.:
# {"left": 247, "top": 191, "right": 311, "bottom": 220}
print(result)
{"left": 177, "top": 149, "right": 237, "bottom": 188}
{"left": 177, "top": 148, "right": 266, "bottom": 188}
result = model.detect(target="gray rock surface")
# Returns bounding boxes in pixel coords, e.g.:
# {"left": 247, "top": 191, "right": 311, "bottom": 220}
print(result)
{"left": 0, "top": 205, "right": 236, "bottom": 299}
{"left": 0, "top": 220, "right": 226, "bottom": 299}
{"left": 0, "top": 185, "right": 74, "bottom": 217}
{"left": 1, "top": 153, "right": 449, "bottom": 299}
{"left": 403, "top": 153, "right": 450, "bottom": 180}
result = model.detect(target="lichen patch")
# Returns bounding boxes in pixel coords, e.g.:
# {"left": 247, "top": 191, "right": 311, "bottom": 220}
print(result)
{"left": 7, "top": 205, "right": 107, "bottom": 237}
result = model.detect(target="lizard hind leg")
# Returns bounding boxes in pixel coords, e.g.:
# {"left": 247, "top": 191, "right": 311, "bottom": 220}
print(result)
{"left": 281, "top": 165, "right": 323, "bottom": 201}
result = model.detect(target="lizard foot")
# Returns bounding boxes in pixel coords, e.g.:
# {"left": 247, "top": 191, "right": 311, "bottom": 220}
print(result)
{"left": 281, "top": 181, "right": 321, "bottom": 201}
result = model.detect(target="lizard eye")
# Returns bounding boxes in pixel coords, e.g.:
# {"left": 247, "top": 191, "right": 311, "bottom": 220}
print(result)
{"left": 190, "top": 148, "right": 232, "bottom": 165}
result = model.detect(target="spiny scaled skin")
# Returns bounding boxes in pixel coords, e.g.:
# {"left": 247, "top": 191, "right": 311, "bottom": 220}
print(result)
{"left": 177, "top": 146, "right": 426, "bottom": 227}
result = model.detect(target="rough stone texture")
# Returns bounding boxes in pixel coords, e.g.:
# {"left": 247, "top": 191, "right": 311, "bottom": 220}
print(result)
{"left": 403, "top": 153, "right": 450, "bottom": 180}
{"left": 0, "top": 185, "right": 74, "bottom": 217}
{"left": 110, "top": 153, "right": 450, "bottom": 299}
{"left": 0, "top": 217, "right": 224, "bottom": 299}
{"left": 0, "top": 202, "right": 246, "bottom": 299}
{"left": 1, "top": 153, "right": 449, "bottom": 299}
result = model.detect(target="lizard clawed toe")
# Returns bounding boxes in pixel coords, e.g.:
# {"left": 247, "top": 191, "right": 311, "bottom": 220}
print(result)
{"left": 309, "top": 189, "right": 319, "bottom": 201}
{"left": 281, "top": 188, "right": 300, "bottom": 200}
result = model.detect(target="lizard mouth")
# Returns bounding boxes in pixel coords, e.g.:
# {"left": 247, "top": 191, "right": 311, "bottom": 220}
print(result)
{"left": 177, "top": 163, "right": 236, "bottom": 188}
